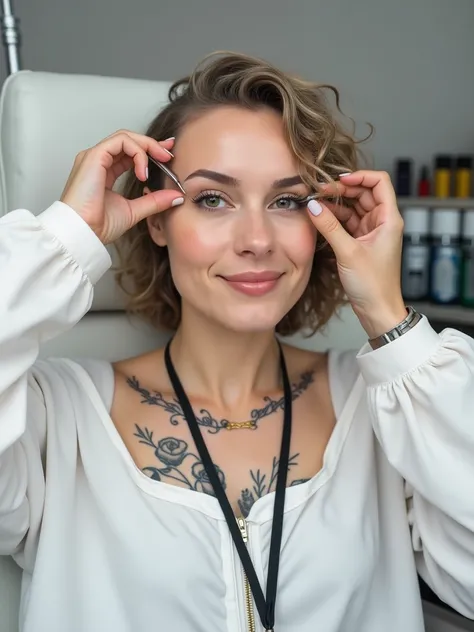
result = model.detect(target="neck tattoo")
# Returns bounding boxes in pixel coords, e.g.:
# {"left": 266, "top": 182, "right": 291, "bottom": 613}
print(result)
{"left": 126, "top": 370, "right": 314, "bottom": 434}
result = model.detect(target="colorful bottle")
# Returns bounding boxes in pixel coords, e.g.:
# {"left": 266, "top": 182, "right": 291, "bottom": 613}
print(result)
{"left": 461, "top": 210, "right": 474, "bottom": 307}
{"left": 455, "top": 156, "right": 472, "bottom": 198}
{"left": 401, "top": 207, "right": 430, "bottom": 300}
{"left": 430, "top": 209, "right": 462, "bottom": 304}
{"left": 417, "top": 166, "right": 430, "bottom": 197}
{"left": 434, "top": 156, "right": 452, "bottom": 198}
{"left": 395, "top": 159, "right": 413, "bottom": 196}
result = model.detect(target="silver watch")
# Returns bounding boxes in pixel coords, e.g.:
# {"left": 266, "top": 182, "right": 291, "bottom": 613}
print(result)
{"left": 368, "top": 306, "right": 422, "bottom": 350}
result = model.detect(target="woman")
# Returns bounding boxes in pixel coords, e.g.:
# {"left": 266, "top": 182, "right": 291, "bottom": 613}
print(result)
{"left": 0, "top": 51, "right": 473, "bottom": 632}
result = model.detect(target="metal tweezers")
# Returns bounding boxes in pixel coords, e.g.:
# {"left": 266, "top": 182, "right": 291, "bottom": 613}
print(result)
{"left": 148, "top": 154, "right": 186, "bottom": 195}
{"left": 147, "top": 155, "right": 321, "bottom": 205}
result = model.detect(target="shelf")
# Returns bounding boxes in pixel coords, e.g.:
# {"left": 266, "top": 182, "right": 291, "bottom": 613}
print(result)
{"left": 410, "top": 301, "right": 474, "bottom": 326}
{"left": 397, "top": 197, "right": 474, "bottom": 209}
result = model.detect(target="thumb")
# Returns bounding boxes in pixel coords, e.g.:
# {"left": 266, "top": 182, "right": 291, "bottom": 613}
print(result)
{"left": 307, "top": 199, "right": 355, "bottom": 257}
{"left": 130, "top": 189, "right": 185, "bottom": 222}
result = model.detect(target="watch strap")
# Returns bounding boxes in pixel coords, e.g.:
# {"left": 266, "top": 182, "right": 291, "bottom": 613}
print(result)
{"left": 369, "top": 306, "right": 423, "bottom": 350}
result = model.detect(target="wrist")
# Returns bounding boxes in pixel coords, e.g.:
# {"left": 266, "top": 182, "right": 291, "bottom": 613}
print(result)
{"left": 38, "top": 202, "right": 112, "bottom": 284}
{"left": 354, "top": 300, "right": 408, "bottom": 340}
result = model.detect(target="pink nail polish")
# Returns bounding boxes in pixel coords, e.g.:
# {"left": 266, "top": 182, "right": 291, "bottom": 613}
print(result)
{"left": 308, "top": 200, "right": 322, "bottom": 216}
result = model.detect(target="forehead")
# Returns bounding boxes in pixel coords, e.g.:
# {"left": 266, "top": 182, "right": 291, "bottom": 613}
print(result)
{"left": 172, "top": 106, "right": 299, "bottom": 179}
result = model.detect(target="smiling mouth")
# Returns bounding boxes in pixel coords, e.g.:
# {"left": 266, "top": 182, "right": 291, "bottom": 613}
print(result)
{"left": 219, "top": 272, "right": 283, "bottom": 297}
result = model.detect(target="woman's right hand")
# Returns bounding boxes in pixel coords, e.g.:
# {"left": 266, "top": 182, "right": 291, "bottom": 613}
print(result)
{"left": 60, "top": 130, "right": 184, "bottom": 245}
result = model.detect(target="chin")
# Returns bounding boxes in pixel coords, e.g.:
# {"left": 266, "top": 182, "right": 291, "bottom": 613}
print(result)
{"left": 214, "top": 304, "right": 288, "bottom": 334}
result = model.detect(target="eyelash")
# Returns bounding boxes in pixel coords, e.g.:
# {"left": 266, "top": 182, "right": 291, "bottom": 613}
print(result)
{"left": 190, "top": 191, "right": 309, "bottom": 212}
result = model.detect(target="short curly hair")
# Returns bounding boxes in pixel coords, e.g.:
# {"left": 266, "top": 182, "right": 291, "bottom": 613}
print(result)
{"left": 115, "top": 51, "right": 368, "bottom": 336}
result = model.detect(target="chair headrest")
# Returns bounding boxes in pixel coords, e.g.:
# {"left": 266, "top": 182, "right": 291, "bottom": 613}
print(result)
{"left": 0, "top": 70, "right": 171, "bottom": 310}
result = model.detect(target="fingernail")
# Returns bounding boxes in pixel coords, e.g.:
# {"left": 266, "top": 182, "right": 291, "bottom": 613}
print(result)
{"left": 308, "top": 199, "right": 322, "bottom": 216}
{"left": 145, "top": 167, "right": 149, "bottom": 180}
{"left": 164, "top": 137, "right": 175, "bottom": 141}
{"left": 163, "top": 148, "right": 174, "bottom": 157}
{"left": 338, "top": 172, "right": 352, "bottom": 177}
{"left": 171, "top": 197, "right": 185, "bottom": 207}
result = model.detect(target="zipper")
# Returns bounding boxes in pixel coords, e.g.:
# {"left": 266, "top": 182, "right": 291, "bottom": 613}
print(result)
{"left": 237, "top": 517, "right": 257, "bottom": 632}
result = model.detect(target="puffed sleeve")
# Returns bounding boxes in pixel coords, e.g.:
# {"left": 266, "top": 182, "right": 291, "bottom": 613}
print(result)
{"left": 357, "top": 317, "right": 474, "bottom": 619}
{"left": 0, "top": 203, "right": 110, "bottom": 558}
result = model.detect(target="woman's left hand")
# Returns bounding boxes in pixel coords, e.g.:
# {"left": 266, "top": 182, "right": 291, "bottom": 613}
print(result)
{"left": 307, "top": 170, "right": 407, "bottom": 339}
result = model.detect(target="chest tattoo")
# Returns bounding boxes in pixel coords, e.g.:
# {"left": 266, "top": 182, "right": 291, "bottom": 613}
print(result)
{"left": 126, "top": 370, "right": 315, "bottom": 434}
{"left": 134, "top": 426, "right": 309, "bottom": 517}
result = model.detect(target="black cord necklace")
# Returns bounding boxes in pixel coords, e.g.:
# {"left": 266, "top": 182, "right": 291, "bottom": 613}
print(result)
{"left": 164, "top": 339, "right": 292, "bottom": 632}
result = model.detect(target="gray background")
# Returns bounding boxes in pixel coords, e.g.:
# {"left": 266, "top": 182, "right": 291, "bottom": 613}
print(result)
{"left": 1, "top": 0, "right": 474, "bottom": 172}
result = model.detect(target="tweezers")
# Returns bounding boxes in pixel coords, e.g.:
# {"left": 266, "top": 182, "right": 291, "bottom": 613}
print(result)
{"left": 148, "top": 154, "right": 186, "bottom": 195}
{"left": 147, "top": 155, "right": 320, "bottom": 205}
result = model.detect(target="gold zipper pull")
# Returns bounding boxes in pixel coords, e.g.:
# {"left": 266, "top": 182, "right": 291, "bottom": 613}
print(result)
{"left": 237, "top": 517, "right": 248, "bottom": 543}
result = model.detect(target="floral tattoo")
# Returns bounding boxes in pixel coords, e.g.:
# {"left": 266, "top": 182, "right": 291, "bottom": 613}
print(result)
{"left": 127, "top": 370, "right": 315, "bottom": 434}
{"left": 135, "top": 426, "right": 309, "bottom": 516}
{"left": 134, "top": 427, "right": 226, "bottom": 495}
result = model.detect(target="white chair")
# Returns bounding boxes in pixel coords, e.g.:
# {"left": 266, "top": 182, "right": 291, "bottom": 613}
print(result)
{"left": 0, "top": 69, "right": 367, "bottom": 632}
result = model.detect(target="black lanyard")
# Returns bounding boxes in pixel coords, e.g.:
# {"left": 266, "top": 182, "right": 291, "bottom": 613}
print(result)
{"left": 164, "top": 340, "right": 292, "bottom": 632}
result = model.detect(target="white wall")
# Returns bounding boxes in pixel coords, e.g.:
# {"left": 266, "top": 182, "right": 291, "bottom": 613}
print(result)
{"left": 1, "top": 0, "right": 474, "bottom": 172}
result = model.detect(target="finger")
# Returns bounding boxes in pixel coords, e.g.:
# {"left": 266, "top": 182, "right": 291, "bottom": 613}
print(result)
{"left": 338, "top": 170, "right": 397, "bottom": 207}
{"left": 91, "top": 132, "right": 147, "bottom": 182}
{"left": 97, "top": 131, "right": 174, "bottom": 183}
{"left": 129, "top": 189, "right": 185, "bottom": 223}
{"left": 106, "top": 156, "right": 134, "bottom": 189}
{"left": 319, "top": 183, "right": 376, "bottom": 214}
{"left": 307, "top": 199, "right": 356, "bottom": 258}
{"left": 113, "top": 130, "right": 175, "bottom": 164}
{"left": 323, "top": 200, "right": 361, "bottom": 236}
{"left": 159, "top": 136, "right": 176, "bottom": 149}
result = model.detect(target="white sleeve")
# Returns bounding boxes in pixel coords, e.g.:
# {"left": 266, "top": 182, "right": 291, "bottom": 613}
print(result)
{"left": 0, "top": 202, "right": 111, "bottom": 555}
{"left": 357, "top": 317, "right": 474, "bottom": 619}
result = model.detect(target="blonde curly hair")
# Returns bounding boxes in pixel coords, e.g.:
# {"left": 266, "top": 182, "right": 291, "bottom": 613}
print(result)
{"left": 115, "top": 51, "right": 368, "bottom": 336}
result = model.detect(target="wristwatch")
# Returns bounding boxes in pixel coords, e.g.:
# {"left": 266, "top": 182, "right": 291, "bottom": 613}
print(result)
{"left": 368, "top": 306, "right": 423, "bottom": 350}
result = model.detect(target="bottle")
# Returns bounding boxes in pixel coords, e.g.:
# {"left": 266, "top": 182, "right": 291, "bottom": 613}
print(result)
{"left": 434, "top": 155, "right": 452, "bottom": 198}
{"left": 430, "top": 209, "right": 462, "bottom": 304}
{"left": 395, "top": 159, "right": 413, "bottom": 196}
{"left": 401, "top": 207, "right": 430, "bottom": 300}
{"left": 417, "top": 166, "right": 430, "bottom": 197}
{"left": 461, "top": 209, "right": 474, "bottom": 307}
{"left": 455, "top": 156, "right": 472, "bottom": 198}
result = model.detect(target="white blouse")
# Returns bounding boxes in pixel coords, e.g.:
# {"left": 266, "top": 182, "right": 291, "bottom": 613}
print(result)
{"left": 1, "top": 202, "right": 474, "bottom": 632}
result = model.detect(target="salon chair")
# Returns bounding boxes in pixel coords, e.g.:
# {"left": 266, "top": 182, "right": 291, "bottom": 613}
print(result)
{"left": 1, "top": 69, "right": 392, "bottom": 632}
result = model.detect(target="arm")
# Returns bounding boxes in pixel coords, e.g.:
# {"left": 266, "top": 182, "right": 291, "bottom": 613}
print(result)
{"left": 357, "top": 317, "right": 474, "bottom": 619}
{"left": 306, "top": 169, "right": 474, "bottom": 618}
{"left": 0, "top": 202, "right": 111, "bottom": 555}
{"left": 0, "top": 131, "right": 182, "bottom": 559}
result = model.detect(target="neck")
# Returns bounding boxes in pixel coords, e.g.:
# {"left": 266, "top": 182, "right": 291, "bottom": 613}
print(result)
{"left": 170, "top": 306, "right": 281, "bottom": 409}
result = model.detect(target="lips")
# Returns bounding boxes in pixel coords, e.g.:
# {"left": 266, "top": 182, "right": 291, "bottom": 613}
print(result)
{"left": 221, "top": 271, "right": 282, "bottom": 283}
{"left": 219, "top": 271, "right": 283, "bottom": 297}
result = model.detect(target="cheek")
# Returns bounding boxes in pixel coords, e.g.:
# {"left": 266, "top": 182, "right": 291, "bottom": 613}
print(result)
{"left": 278, "top": 216, "right": 317, "bottom": 267}
{"left": 165, "top": 212, "right": 224, "bottom": 269}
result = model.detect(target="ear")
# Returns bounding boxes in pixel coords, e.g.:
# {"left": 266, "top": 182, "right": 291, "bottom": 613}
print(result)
{"left": 144, "top": 187, "right": 168, "bottom": 247}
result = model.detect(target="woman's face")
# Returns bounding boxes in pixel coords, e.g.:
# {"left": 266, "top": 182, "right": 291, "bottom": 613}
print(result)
{"left": 148, "top": 106, "right": 317, "bottom": 333}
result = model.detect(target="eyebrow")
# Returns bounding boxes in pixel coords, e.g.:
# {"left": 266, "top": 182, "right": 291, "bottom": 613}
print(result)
{"left": 183, "top": 169, "right": 304, "bottom": 189}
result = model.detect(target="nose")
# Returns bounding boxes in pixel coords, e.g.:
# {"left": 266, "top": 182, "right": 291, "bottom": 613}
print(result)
{"left": 234, "top": 209, "right": 275, "bottom": 258}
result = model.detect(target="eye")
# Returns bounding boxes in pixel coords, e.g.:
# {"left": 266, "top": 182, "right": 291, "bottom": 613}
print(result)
{"left": 270, "top": 195, "right": 308, "bottom": 211}
{"left": 191, "top": 191, "right": 229, "bottom": 211}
